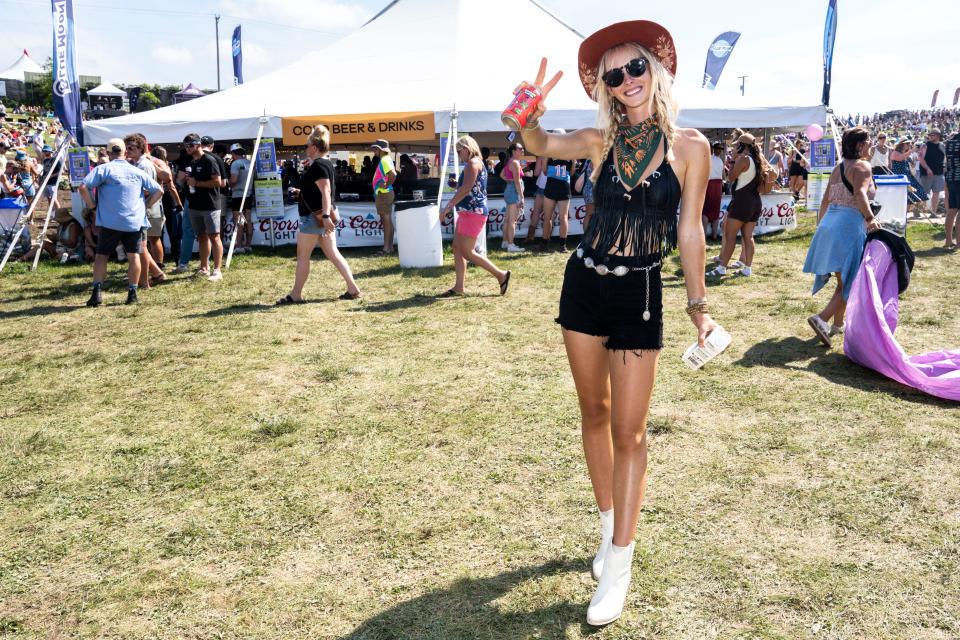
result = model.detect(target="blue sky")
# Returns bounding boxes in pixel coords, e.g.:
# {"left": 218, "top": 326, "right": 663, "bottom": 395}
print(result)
{"left": 4, "top": 0, "right": 959, "bottom": 114}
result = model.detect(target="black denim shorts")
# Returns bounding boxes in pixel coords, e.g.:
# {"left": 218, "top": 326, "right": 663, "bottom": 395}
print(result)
{"left": 556, "top": 248, "right": 664, "bottom": 351}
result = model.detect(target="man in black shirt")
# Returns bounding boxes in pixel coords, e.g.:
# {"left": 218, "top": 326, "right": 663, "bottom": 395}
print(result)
{"left": 204, "top": 137, "right": 231, "bottom": 239}
{"left": 944, "top": 131, "right": 960, "bottom": 249}
{"left": 182, "top": 133, "right": 225, "bottom": 281}
{"left": 919, "top": 129, "right": 946, "bottom": 215}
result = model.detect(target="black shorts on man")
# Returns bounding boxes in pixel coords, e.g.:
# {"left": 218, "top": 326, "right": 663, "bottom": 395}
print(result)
{"left": 97, "top": 227, "right": 143, "bottom": 256}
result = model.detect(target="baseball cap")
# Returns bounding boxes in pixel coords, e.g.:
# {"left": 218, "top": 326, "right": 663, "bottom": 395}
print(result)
{"left": 229, "top": 143, "right": 244, "bottom": 152}
{"left": 42, "top": 144, "right": 53, "bottom": 152}
{"left": 182, "top": 133, "right": 202, "bottom": 145}
{"left": 736, "top": 133, "right": 756, "bottom": 146}
{"left": 200, "top": 135, "right": 215, "bottom": 146}
{"left": 106, "top": 138, "right": 125, "bottom": 154}
{"left": 929, "top": 129, "right": 942, "bottom": 137}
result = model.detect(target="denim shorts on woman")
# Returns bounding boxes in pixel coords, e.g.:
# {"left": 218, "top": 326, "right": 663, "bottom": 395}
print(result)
{"left": 557, "top": 247, "right": 664, "bottom": 351}
{"left": 299, "top": 215, "right": 330, "bottom": 236}
{"left": 504, "top": 182, "right": 521, "bottom": 205}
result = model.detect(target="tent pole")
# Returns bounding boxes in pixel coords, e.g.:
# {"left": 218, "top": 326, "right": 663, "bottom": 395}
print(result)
{"left": 0, "top": 137, "right": 70, "bottom": 273}
{"left": 450, "top": 109, "right": 459, "bottom": 233}
{"left": 436, "top": 118, "right": 454, "bottom": 208}
{"left": 31, "top": 146, "right": 70, "bottom": 271}
{"left": 226, "top": 117, "right": 267, "bottom": 269}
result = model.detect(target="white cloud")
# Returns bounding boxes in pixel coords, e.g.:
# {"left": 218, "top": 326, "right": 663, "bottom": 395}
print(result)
{"left": 152, "top": 46, "right": 194, "bottom": 66}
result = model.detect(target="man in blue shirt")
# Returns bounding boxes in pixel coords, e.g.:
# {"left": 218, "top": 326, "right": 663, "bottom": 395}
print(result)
{"left": 79, "top": 138, "right": 163, "bottom": 306}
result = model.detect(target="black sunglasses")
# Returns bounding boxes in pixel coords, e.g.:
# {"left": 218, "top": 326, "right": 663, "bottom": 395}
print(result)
{"left": 602, "top": 57, "right": 648, "bottom": 88}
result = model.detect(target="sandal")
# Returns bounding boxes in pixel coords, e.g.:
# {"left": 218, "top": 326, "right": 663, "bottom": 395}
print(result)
{"left": 150, "top": 274, "right": 168, "bottom": 286}
{"left": 437, "top": 288, "right": 463, "bottom": 298}
{"left": 338, "top": 291, "right": 361, "bottom": 300}
{"left": 276, "top": 294, "right": 305, "bottom": 305}
{"left": 499, "top": 270, "right": 511, "bottom": 296}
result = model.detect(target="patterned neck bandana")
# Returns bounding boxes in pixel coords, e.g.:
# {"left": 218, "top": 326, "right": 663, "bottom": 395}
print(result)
{"left": 614, "top": 117, "right": 663, "bottom": 191}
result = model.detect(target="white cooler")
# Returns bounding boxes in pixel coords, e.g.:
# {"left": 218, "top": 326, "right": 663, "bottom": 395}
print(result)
{"left": 873, "top": 174, "right": 909, "bottom": 236}
{"left": 395, "top": 200, "right": 443, "bottom": 267}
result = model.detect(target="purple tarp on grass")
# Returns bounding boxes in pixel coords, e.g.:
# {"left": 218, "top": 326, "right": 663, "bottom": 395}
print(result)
{"left": 843, "top": 240, "right": 960, "bottom": 401}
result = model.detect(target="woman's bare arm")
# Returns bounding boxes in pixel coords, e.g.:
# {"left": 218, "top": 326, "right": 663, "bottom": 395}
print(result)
{"left": 442, "top": 159, "right": 479, "bottom": 213}
{"left": 675, "top": 129, "right": 715, "bottom": 344}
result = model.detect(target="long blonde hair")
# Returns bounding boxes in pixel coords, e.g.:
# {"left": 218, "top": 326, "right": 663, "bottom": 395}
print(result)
{"left": 591, "top": 43, "right": 679, "bottom": 181}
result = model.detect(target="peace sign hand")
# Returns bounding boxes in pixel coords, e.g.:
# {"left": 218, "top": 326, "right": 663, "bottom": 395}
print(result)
{"left": 514, "top": 58, "right": 563, "bottom": 123}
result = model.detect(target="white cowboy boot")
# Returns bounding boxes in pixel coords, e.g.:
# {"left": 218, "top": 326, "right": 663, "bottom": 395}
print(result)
{"left": 591, "top": 509, "right": 614, "bottom": 580}
{"left": 586, "top": 541, "right": 635, "bottom": 626}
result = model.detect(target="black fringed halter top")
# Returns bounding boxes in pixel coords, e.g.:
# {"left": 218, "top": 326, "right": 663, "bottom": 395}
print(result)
{"left": 581, "top": 136, "right": 681, "bottom": 263}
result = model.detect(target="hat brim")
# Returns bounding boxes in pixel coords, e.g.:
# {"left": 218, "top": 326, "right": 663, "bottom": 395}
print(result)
{"left": 577, "top": 20, "right": 677, "bottom": 101}
{"left": 369, "top": 145, "right": 389, "bottom": 152}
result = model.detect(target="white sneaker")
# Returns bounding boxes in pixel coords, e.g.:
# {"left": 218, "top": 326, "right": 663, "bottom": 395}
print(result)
{"left": 196, "top": 267, "right": 210, "bottom": 277}
{"left": 587, "top": 541, "right": 635, "bottom": 626}
{"left": 808, "top": 314, "right": 832, "bottom": 346}
{"left": 207, "top": 269, "right": 223, "bottom": 282}
{"left": 829, "top": 323, "right": 845, "bottom": 337}
{"left": 506, "top": 243, "right": 526, "bottom": 253}
{"left": 738, "top": 266, "right": 753, "bottom": 276}
{"left": 592, "top": 509, "right": 614, "bottom": 581}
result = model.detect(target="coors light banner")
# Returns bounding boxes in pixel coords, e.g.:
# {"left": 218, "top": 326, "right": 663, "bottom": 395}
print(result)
{"left": 50, "top": 0, "right": 83, "bottom": 144}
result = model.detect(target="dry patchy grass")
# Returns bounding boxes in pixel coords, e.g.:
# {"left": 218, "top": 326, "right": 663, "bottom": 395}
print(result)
{"left": 0, "top": 213, "right": 958, "bottom": 639}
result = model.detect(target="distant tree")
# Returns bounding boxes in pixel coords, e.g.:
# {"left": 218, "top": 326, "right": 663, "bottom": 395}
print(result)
{"left": 136, "top": 91, "right": 160, "bottom": 112}
{"left": 26, "top": 57, "right": 54, "bottom": 108}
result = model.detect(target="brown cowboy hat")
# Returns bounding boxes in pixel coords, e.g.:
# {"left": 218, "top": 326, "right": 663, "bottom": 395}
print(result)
{"left": 577, "top": 20, "right": 677, "bottom": 100}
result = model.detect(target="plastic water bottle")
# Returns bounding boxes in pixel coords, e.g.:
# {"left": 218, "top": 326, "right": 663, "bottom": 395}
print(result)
{"left": 681, "top": 325, "right": 732, "bottom": 370}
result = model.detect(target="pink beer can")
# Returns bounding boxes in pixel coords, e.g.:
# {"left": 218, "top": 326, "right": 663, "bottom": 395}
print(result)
{"left": 501, "top": 85, "right": 542, "bottom": 131}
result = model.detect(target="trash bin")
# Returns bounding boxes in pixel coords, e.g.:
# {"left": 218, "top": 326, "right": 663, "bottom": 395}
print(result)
{"left": 874, "top": 174, "right": 909, "bottom": 236}
{"left": 395, "top": 200, "right": 443, "bottom": 268}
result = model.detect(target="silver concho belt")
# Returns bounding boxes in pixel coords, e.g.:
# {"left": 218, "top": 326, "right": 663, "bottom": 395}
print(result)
{"left": 575, "top": 247, "right": 660, "bottom": 321}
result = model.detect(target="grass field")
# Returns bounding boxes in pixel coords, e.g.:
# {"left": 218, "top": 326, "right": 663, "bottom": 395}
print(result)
{"left": 0, "top": 214, "right": 958, "bottom": 639}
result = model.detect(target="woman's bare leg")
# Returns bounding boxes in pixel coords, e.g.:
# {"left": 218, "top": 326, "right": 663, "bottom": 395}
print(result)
{"left": 456, "top": 234, "right": 506, "bottom": 284}
{"left": 717, "top": 218, "right": 744, "bottom": 267}
{"left": 318, "top": 233, "right": 361, "bottom": 296}
{"left": 504, "top": 203, "right": 518, "bottom": 246}
{"left": 608, "top": 348, "right": 658, "bottom": 546}
{"left": 289, "top": 231, "right": 319, "bottom": 300}
{"left": 740, "top": 222, "right": 757, "bottom": 266}
{"left": 819, "top": 273, "right": 846, "bottom": 325}
{"left": 557, "top": 199, "right": 570, "bottom": 240}
{"left": 541, "top": 198, "right": 558, "bottom": 243}
{"left": 563, "top": 329, "right": 614, "bottom": 512}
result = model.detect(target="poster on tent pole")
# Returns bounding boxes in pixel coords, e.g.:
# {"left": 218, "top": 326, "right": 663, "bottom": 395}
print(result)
{"left": 253, "top": 178, "right": 284, "bottom": 218}
{"left": 256, "top": 138, "right": 279, "bottom": 178}
{"left": 67, "top": 148, "right": 90, "bottom": 186}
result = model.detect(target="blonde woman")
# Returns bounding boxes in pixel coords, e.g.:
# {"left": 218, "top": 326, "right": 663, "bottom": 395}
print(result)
{"left": 278, "top": 125, "right": 361, "bottom": 304}
{"left": 518, "top": 23, "right": 714, "bottom": 626}
{"left": 438, "top": 135, "right": 511, "bottom": 297}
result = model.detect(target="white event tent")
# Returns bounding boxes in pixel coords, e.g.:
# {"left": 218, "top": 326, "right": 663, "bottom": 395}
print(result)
{"left": 85, "top": 0, "right": 826, "bottom": 146}
{"left": 88, "top": 81, "right": 126, "bottom": 98}
{"left": 0, "top": 49, "right": 43, "bottom": 81}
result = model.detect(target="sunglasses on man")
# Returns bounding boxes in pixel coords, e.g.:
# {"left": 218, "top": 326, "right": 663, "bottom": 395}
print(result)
{"left": 601, "top": 57, "right": 649, "bottom": 88}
